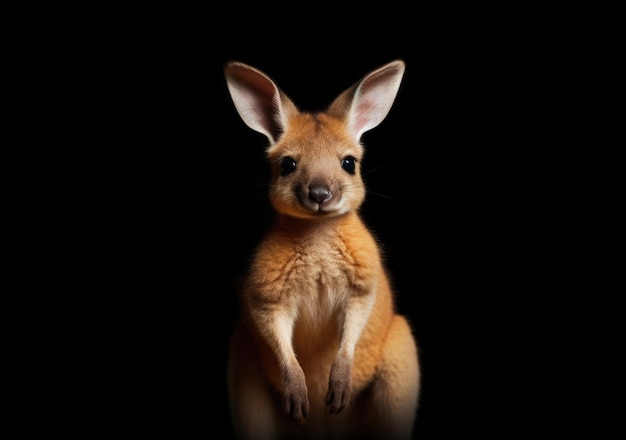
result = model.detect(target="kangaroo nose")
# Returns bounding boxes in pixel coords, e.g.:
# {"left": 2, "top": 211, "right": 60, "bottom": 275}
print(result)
{"left": 309, "top": 185, "right": 331, "bottom": 204}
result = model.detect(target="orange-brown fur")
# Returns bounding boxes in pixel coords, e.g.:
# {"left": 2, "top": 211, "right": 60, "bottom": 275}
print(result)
{"left": 225, "top": 60, "right": 420, "bottom": 440}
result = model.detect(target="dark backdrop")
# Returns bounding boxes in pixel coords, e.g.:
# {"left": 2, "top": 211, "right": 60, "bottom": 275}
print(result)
{"left": 92, "top": 27, "right": 544, "bottom": 438}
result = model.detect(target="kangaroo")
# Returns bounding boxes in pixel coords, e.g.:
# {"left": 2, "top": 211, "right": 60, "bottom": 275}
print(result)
{"left": 224, "top": 60, "right": 420, "bottom": 440}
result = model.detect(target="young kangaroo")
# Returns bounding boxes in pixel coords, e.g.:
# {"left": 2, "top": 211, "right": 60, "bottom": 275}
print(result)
{"left": 224, "top": 60, "right": 420, "bottom": 440}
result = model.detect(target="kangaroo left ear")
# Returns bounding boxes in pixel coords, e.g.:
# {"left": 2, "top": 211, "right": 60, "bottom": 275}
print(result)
{"left": 224, "top": 61, "right": 299, "bottom": 145}
{"left": 327, "top": 60, "right": 406, "bottom": 141}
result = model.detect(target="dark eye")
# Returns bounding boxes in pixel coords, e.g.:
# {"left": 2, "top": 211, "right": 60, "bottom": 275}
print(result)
{"left": 341, "top": 156, "right": 357, "bottom": 175}
{"left": 280, "top": 156, "right": 297, "bottom": 176}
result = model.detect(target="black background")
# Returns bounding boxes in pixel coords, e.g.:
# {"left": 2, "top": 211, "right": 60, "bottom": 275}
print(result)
{"left": 81, "top": 19, "right": 557, "bottom": 438}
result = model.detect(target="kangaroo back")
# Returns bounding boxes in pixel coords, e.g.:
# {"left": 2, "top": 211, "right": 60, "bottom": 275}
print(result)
{"left": 224, "top": 60, "right": 420, "bottom": 440}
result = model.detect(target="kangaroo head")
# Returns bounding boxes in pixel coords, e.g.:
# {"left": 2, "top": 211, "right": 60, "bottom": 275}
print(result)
{"left": 224, "top": 60, "right": 405, "bottom": 220}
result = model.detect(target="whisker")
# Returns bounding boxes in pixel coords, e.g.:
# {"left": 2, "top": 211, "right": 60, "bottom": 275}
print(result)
{"left": 366, "top": 190, "right": 394, "bottom": 201}
{"left": 362, "top": 159, "right": 395, "bottom": 177}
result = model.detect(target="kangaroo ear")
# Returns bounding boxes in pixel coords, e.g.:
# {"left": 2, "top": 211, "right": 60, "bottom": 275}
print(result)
{"left": 328, "top": 60, "right": 405, "bottom": 140}
{"left": 224, "top": 61, "right": 298, "bottom": 145}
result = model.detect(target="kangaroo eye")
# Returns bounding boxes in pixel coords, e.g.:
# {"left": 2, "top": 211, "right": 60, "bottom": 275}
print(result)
{"left": 341, "top": 156, "right": 357, "bottom": 175}
{"left": 280, "top": 156, "right": 297, "bottom": 176}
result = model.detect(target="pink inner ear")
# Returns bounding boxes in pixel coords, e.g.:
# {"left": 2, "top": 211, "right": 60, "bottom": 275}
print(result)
{"left": 351, "top": 100, "right": 376, "bottom": 137}
{"left": 225, "top": 63, "right": 286, "bottom": 144}
{"left": 348, "top": 71, "right": 403, "bottom": 140}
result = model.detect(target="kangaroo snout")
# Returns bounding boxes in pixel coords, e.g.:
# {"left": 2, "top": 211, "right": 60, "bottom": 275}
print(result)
{"left": 298, "top": 177, "right": 341, "bottom": 214}
{"left": 308, "top": 181, "right": 332, "bottom": 205}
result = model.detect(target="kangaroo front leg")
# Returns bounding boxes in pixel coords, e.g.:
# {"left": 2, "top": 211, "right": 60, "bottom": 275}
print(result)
{"left": 254, "top": 306, "right": 310, "bottom": 423}
{"left": 281, "top": 354, "right": 309, "bottom": 423}
{"left": 327, "top": 291, "right": 376, "bottom": 414}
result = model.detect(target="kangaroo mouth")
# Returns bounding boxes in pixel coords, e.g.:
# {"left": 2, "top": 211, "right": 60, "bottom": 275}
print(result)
{"left": 306, "top": 199, "right": 346, "bottom": 216}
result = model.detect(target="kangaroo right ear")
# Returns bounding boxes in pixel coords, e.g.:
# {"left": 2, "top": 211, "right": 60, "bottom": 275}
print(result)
{"left": 327, "top": 60, "right": 405, "bottom": 141}
{"left": 224, "top": 61, "right": 298, "bottom": 145}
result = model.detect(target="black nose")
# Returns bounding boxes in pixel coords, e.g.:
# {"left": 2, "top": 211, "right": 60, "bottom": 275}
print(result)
{"left": 309, "top": 185, "right": 331, "bottom": 204}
